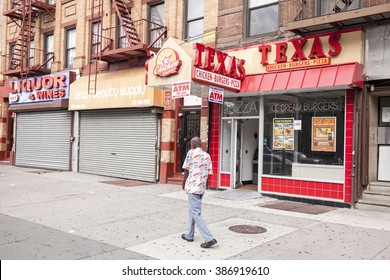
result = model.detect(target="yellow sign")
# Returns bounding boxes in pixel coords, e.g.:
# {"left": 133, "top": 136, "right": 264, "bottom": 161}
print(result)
{"left": 69, "top": 68, "right": 163, "bottom": 110}
{"left": 266, "top": 57, "right": 330, "bottom": 72}
{"left": 311, "top": 117, "right": 336, "bottom": 152}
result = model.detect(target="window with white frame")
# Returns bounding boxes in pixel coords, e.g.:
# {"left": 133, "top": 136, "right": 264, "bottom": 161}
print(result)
{"left": 91, "top": 21, "right": 101, "bottom": 54}
{"left": 185, "top": 0, "right": 204, "bottom": 43}
{"left": 65, "top": 27, "right": 76, "bottom": 68}
{"left": 247, "top": 0, "right": 279, "bottom": 37}
{"left": 29, "top": 40, "right": 35, "bottom": 66}
{"left": 44, "top": 33, "right": 54, "bottom": 70}
{"left": 149, "top": 1, "right": 164, "bottom": 48}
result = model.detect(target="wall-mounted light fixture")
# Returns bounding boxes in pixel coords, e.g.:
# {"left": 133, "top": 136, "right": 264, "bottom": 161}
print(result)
{"left": 366, "top": 84, "right": 375, "bottom": 92}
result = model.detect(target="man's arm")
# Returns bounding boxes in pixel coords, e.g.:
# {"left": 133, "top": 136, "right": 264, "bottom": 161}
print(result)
{"left": 182, "top": 170, "right": 189, "bottom": 190}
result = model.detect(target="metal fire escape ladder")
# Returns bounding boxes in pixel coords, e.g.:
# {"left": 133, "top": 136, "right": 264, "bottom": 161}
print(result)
{"left": 11, "top": 1, "right": 39, "bottom": 78}
{"left": 112, "top": 0, "right": 141, "bottom": 46}
{"left": 87, "top": 0, "right": 104, "bottom": 95}
{"left": 328, "top": 0, "right": 356, "bottom": 14}
{"left": 6, "top": 0, "right": 56, "bottom": 77}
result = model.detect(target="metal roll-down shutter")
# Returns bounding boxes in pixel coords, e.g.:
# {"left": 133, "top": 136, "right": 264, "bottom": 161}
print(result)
{"left": 79, "top": 109, "right": 158, "bottom": 182}
{"left": 15, "top": 111, "right": 72, "bottom": 170}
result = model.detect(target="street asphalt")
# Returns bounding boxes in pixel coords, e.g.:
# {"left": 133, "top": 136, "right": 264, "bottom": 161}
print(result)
{"left": 0, "top": 164, "right": 390, "bottom": 260}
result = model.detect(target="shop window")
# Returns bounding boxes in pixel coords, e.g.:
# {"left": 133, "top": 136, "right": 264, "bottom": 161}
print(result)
{"left": 263, "top": 92, "right": 345, "bottom": 180}
{"left": 149, "top": 1, "right": 165, "bottom": 48}
{"left": 318, "top": 0, "right": 360, "bottom": 16}
{"left": 65, "top": 27, "right": 76, "bottom": 68}
{"left": 247, "top": 0, "right": 279, "bottom": 37}
{"left": 379, "top": 97, "right": 390, "bottom": 127}
{"left": 44, "top": 33, "right": 54, "bottom": 70}
{"left": 184, "top": 0, "right": 204, "bottom": 43}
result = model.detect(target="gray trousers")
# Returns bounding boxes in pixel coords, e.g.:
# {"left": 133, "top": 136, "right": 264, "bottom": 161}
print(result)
{"left": 184, "top": 193, "right": 214, "bottom": 242}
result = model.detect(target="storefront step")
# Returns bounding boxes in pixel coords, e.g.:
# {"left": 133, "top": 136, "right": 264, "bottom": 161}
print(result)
{"left": 367, "top": 182, "right": 390, "bottom": 194}
{"left": 355, "top": 200, "right": 390, "bottom": 212}
{"left": 364, "top": 189, "right": 390, "bottom": 197}
{"left": 166, "top": 174, "right": 183, "bottom": 185}
{"left": 356, "top": 188, "right": 390, "bottom": 212}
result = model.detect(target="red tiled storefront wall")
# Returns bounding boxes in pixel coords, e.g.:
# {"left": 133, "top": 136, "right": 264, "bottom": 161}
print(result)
{"left": 208, "top": 102, "right": 221, "bottom": 188}
{"left": 261, "top": 90, "right": 354, "bottom": 203}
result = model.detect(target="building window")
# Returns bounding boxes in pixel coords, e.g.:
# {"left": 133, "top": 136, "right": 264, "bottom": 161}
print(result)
{"left": 247, "top": 0, "right": 279, "bottom": 37}
{"left": 319, "top": 0, "right": 360, "bottom": 15}
{"left": 65, "top": 28, "right": 76, "bottom": 68}
{"left": 262, "top": 92, "right": 345, "bottom": 181}
{"left": 29, "top": 40, "right": 34, "bottom": 66}
{"left": 9, "top": 43, "right": 16, "bottom": 69}
{"left": 91, "top": 21, "right": 101, "bottom": 54}
{"left": 46, "top": 0, "right": 56, "bottom": 4}
{"left": 118, "top": 20, "right": 129, "bottom": 48}
{"left": 379, "top": 97, "right": 390, "bottom": 127}
{"left": 149, "top": 1, "right": 164, "bottom": 48}
{"left": 44, "top": 34, "right": 54, "bottom": 70}
{"left": 185, "top": 0, "right": 204, "bottom": 43}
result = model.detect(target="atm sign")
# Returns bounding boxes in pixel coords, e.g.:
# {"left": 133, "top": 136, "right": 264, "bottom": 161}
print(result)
{"left": 208, "top": 86, "right": 224, "bottom": 104}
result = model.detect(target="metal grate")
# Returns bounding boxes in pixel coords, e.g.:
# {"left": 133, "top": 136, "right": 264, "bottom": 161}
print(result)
{"left": 228, "top": 225, "right": 267, "bottom": 234}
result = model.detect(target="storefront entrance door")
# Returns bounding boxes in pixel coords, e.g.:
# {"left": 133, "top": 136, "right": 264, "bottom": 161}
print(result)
{"left": 179, "top": 110, "right": 200, "bottom": 171}
{"left": 222, "top": 118, "right": 259, "bottom": 189}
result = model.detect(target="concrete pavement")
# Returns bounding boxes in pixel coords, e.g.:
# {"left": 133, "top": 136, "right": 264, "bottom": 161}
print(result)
{"left": 0, "top": 164, "right": 390, "bottom": 260}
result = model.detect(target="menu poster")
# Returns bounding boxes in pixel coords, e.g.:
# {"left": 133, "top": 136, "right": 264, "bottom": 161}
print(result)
{"left": 311, "top": 117, "right": 336, "bottom": 152}
{"left": 273, "top": 118, "right": 294, "bottom": 150}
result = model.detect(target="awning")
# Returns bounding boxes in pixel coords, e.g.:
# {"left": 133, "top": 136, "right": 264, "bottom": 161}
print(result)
{"left": 240, "top": 63, "right": 364, "bottom": 94}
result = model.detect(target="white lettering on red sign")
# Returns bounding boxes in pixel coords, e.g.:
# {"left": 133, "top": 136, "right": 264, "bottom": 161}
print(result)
{"left": 192, "top": 68, "right": 241, "bottom": 91}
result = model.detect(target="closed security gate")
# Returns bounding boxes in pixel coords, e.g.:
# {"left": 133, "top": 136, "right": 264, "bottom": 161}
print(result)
{"left": 15, "top": 111, "right": 72, "bottom": 170}
{"left": 79, "top": 109, "right": 158, "bottom": 182}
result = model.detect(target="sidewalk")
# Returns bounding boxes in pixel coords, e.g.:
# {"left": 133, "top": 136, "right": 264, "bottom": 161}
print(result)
{"left": 0, "top": 164, "right": 389, "bottom": 260}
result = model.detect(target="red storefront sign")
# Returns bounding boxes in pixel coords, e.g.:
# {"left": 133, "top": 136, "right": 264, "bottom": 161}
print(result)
{"left": 259, "top": 32, "right": 342, "bottom": 71}
{"left": 192, "top": 43, "right": 245, "bottom": 91}
{"left": 9, "top": 72, "right": 73, "bottom": 104}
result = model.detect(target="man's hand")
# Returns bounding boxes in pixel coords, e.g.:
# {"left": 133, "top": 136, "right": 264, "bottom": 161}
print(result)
{"left": 182, "top": 170, "right": 189, "bottom": 191}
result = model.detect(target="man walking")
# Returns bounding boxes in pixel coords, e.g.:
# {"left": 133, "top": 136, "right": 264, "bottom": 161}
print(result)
{"left": 181, "top": 136, "right": 217, "bottom": 248}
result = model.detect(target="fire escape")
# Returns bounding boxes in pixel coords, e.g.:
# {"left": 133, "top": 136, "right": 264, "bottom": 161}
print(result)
{"left": 87, "top": 0, "right": 167, "bottom": 94}
{"left": 2, "top": 0, "right": 56, "bottom": 78}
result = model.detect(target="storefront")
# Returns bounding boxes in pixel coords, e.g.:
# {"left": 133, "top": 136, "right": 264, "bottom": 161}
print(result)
{"left": 209, "top": 29, "right": 364, "bottom": 206}
{"left": 8, "top": 72, "right": 76, "bottom": 170}
{"left": 148, "top": 30, "right": 364, "bottom": 206}
{"left": 365, "top": 26, "right": 390, "bottom": 184}
{"left": 146, "top": 38, "right": 243, "bottom": 183}
{"left": 69, "top": 68, "right": 164, "bottom": 182}
{"left": 0, "top": 80, "right": 11, "bottom": 162}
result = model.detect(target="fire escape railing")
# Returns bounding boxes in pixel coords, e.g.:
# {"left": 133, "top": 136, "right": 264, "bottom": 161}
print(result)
{"left": 97, "top": 19, "right": 167, "bottom": 53}
{"left": 2, "top": 0, "right": 56, "bottom": 77}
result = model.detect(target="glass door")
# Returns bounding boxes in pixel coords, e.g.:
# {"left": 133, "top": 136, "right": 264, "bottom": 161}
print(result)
{"left": 232, "top": 119, "right": 243, "bottom": 188}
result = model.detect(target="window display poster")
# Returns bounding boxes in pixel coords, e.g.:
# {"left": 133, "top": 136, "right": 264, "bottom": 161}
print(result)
{"left": 311, "top": 117, "right": 336, "bottom": 152}
{"left": 273, "top": 118, "right": 294, "bottom": 150}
